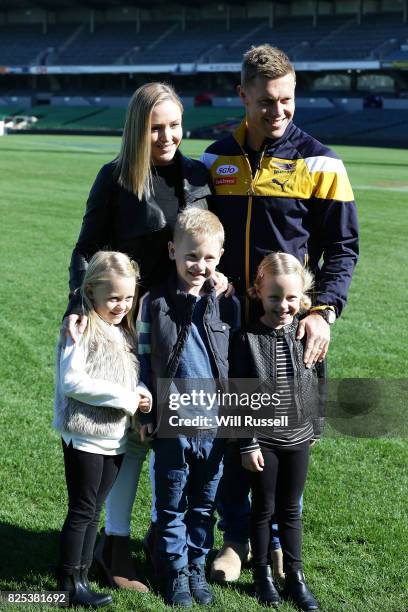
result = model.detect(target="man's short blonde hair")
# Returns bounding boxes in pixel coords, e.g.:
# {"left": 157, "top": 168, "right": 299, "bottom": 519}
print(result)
{"left": 241, "top": 44, "right": 295, "bottom": 87}
{"left": 174, "top": 207, "right": 224, "bottom": 248}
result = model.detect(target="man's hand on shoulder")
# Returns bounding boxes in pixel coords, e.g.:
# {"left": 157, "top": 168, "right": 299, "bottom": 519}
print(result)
{"left": 296, "top": 313, "right": 330, "bottom": 367}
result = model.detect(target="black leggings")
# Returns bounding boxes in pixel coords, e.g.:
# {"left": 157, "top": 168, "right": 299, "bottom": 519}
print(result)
{"left": 59, "top": 440, "right": 123, "bottom": 569}
{"left": 249, "top": 441, "right": 310, "bottom": 572}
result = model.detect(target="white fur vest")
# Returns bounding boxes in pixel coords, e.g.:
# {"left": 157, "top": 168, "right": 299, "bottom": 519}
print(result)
{"left": 55, "top": 319, "right": 139, "bottom": 438}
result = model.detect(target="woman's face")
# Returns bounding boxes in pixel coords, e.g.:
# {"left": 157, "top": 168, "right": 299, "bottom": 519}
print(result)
{"left": 150, "top": 100, "right": 183, "bottom": 166}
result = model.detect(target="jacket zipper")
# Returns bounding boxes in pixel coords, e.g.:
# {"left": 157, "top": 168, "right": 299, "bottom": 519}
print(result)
{"left": 240, "top": 145, "right": 265, "bottom": 322}
{"left": 286, "top": 334, "right": 305, "bottom": 420}
{"left": 203, "top": 299, "right": 221, "bottom": 379}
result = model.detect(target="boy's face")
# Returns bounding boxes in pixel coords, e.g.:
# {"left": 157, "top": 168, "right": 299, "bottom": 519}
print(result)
{"left": 168, "top": 233, "right": 224, "bottom": 295}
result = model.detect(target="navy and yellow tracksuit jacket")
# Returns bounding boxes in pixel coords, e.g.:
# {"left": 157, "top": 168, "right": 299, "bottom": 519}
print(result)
{"left": 201, "top": 120, "right": 359, "bottom": 316}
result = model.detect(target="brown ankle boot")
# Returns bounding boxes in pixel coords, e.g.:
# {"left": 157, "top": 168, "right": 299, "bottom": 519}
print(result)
{"left": 271, "top": 547, "right": 285, "bottom": 588}
{"left": 94, "top": 529, "right": 149, "bottom": 592}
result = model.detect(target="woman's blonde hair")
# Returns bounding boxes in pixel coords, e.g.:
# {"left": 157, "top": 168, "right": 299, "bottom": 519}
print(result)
{"left": 248, "top": 252, "right": 314, "bottom": 313}
{"left": 115, "top": 82, "right": 183, "bottom": 200}
{"left": 81, "top": 251, "right": 140, "bottom": 341}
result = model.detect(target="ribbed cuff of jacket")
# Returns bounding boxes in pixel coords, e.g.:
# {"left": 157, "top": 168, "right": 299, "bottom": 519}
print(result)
{"left": 239, "top": 438, "right": 260, "bottom": 455}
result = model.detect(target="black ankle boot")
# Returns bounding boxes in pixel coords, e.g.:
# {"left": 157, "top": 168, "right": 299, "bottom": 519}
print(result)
{"left": 58, "top": 565, "right": 112, "bottom": 608}
{"left": 253, "top": 565, "right": 281, "bottom": 607}
{"left": 283, "top": 570, "right": 319, "bottom": 611}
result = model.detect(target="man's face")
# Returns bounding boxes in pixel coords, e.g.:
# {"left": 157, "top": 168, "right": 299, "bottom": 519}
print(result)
{"left": 239, "top": 73, "right": 295, "bottom": 149}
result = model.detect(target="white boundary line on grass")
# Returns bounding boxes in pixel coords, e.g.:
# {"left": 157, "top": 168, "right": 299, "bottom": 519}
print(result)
{"left": 354, "top": 184, "right": 408, "bottom": 193}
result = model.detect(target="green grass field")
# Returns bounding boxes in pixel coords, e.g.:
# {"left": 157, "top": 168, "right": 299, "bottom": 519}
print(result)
{"left": 0, "top": 135, "right": 407, "bottom": 611}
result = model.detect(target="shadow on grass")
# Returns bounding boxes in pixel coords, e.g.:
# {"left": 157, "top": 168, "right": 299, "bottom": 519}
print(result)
{"left": 0, "top": 522, "right": 157, "bottom": 593}
{"left": 0, "top": 522, "right": 59, "bottom": 588}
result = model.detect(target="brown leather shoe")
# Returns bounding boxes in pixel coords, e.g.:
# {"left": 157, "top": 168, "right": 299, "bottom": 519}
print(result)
{"left": 210, "top": 540, "right": 250, "bottom": 582}
{"left": 94, "top": 529, "right": 149, "bottom": 592}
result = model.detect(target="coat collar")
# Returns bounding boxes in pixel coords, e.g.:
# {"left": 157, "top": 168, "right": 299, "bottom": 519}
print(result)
{"left": 252, "top": 316, "right": 299, "bottom": 337}
{"left": 177, "top": 150, "right": 212, "bottom": 204}
{"left": 164, "top": 267, "right": 217, "bottom": 310}
{"left": 144, "top": 150, "right": 211, "bottom": 226}
{"left": 233, "top": 118, "right": 296, "bottom": 154}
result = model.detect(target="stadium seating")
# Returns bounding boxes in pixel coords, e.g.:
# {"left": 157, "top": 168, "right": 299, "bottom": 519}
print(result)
{"left": 208, "top": 16, "right": 350, "bottom": 62}
{"left": 56, "top": 22, "right": 175, "bottom": 65}
{"left": 1, "top": 14, "right": 407, "bottom": 65}
{"left": 307, "top": 13, "right": 408, "bottom": 60}
{"left": 0, "top": 24, "right": 75, "bottom": 65}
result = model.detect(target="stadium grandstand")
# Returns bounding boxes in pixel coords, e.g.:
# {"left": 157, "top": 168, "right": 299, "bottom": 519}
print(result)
{"left": 0, "top": 0, "right": 408, "bottom": 147}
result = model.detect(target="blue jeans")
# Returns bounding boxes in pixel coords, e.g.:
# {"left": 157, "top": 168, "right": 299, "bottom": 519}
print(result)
{"left": 152, "top": 433, "right": 225, "bottom": 571}
{"left": 217, "top": 441, "right": 303, "bottom": 550}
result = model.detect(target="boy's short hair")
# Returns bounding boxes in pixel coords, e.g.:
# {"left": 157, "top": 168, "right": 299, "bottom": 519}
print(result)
{"left": 173, "top": 207, "right": 224, "bottom": 248}
{"left": 241, "top": 44, "right": 295, "bottom": 87}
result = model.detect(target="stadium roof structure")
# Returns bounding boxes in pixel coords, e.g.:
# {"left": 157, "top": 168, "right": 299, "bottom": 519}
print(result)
{"left": 0, "top": 0, "right": 301, "bottom": 9}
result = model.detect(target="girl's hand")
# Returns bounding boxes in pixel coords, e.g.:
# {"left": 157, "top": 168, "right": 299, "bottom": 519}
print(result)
{"left": 138, "top": 395, "right": 151, "bottom": 413}
{"left": 242, "top": 450, "right": 264, "bottom": 472}
{"left": 61, "top": 314, "right": 89, "bottom": 344}
{"left": 140, "top": 423, "right": 153, "bottom": 442}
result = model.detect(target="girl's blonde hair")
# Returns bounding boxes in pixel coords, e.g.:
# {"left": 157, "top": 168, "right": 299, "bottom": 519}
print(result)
{"left": 81, "top": 251, "right": 140, "bottom": 342}
{"left": 115, "top": 82, "right": 183, "bottom": 200}
{"left": 248, "top": 252, "right": 314, "bottom": 313}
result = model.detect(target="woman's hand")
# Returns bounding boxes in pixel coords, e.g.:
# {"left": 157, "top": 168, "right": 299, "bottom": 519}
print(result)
{"left": 139, "top": 423, "right": 154, "bottom": 442}
{"left": 212, "top": 270, "right": 234, "bottom": 296}
{"left": 61, "top": 314, "right": 89, "bottom": 344}
{"left": 242, "top": 450, "right": 264, "bottom": 472}
{"left": 138, "top": 394, "right": 151, "bottom": 413}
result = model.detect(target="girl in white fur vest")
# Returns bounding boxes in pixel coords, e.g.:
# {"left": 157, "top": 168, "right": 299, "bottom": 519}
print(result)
{"left": 54, "top": 251, "right": 152, "bottom": 608}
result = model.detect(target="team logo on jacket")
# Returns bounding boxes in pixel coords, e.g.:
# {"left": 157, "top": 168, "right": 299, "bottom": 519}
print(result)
{"left": 216, "top": 164, "right": 239, "bottom": 175}
{"left": 272, "top": 178, "right": 289, "bottom": 192}
{"left": 273, "top": 161, "right": 296, "bottom": 173}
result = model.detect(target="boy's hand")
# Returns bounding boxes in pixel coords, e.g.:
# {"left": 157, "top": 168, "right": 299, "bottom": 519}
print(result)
{"left": 242, "top": 450, "right": 264, "bottom": 472}
{"left": 61, "top": 314, "right": 88, "bottom": 344}
{"left": 140, "top": 423, "right": 153, "bottom": 442}
{"left": 138, "top": 394, "right": 151, "bottom": 413}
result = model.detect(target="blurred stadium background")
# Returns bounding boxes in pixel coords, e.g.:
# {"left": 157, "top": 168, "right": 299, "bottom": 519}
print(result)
{"left": 0, "top": 0, "right": 408, "bottom": 147}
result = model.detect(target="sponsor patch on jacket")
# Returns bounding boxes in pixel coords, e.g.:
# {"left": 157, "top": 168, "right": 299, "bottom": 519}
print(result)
{"left": 216, "top": 164, "right": 239, "bottom": 176}
{"left": 214, "top": 177, "right": 237, "bottom": 185}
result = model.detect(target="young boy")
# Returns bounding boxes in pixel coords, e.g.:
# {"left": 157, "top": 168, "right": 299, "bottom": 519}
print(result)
{"left": 137, "top": 208, "right": 239, "bottom": 607}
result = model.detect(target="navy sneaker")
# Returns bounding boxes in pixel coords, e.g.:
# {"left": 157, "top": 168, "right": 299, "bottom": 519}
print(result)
{"left": 165, "top": 566, "right": 192, "bottom": 608}
{"left": 189, "top": 563, "right": 214, "bottom": 605}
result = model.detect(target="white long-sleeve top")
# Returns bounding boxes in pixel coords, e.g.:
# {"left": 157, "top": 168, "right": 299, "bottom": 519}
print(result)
{"left": 54, "top": 334, "right": 152, "bottom": 455}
